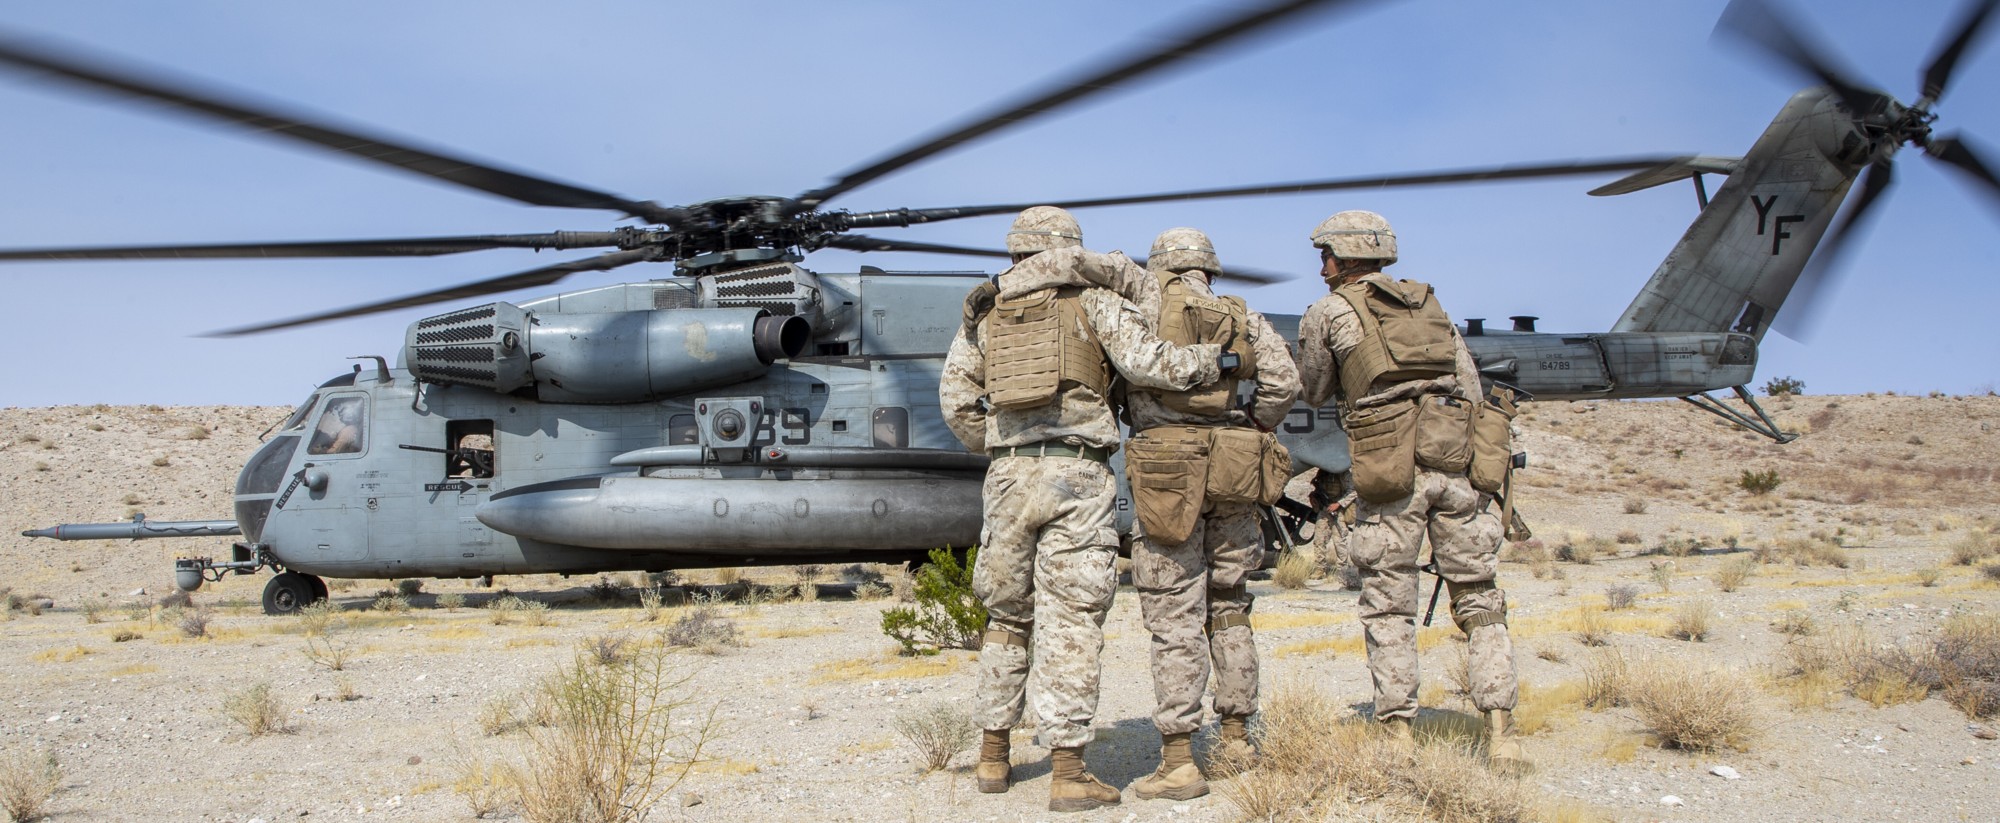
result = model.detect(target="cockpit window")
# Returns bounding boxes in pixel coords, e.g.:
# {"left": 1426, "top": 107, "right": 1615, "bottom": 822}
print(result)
{"left": 280, "top": 395, "right": 317, "bottom": 432}
{"left": 307, "top": 396, "right": 367, "bottom": 455}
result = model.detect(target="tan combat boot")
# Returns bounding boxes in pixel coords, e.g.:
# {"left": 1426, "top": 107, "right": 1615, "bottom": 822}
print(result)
{"left": 1132, "top": 732, "right": 1208, "bottom": 801}
{"left": 976, "top": 729, "right": 1011, "bottom": 794}
{"left": 1485, "top": 709, "right": 1529, "bottom": 775}
{"left": 1048, "top": 746, "right": 1121, "bottom": 813}
{"left": 1215, "top": 714, "right": 1258, "bottom": 770}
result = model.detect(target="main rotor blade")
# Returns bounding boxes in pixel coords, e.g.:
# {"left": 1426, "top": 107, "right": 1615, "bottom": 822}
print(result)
{"left": 824, "top": 234, "right": 1012, "bottom": 259}
{"left": 0, "top": 232, "right": 628, "bottom": 262}
{"left": 795, "top": 0, "right": 1367, "bottom": 209}
{"left": 1714, "top": 0, "right": 1877, "bottom": 114}
{"left": 0, "top": 34, "right": 681, "bottom": 225}
{"left": 843, "top": 156, "right": 1682, "bottom": 226}
{"left": 1930, "top": 133, "right": 2000, "bottom": 207}
{"left": 206, "top": 248, "right": 658, "bottom": 337}
{"left": 1922, "top": 0, "right": 1999, "bottom": 102}
{"left": 1774, "top": 158, "right": 1893, "bottom": 341}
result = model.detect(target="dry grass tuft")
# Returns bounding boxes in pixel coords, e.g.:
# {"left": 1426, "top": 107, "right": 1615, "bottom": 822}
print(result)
{"left": 664, "top": 605, "right": 738, "bottom": 654}
{"left": 1772, "top": 617, "right": 2000, "bottom": 717}
{"left": 1765, "top": 537, "right": 1851, "bottom": 568}
{"left": 1572, "top": 606, "right": 1611, "bottom": 647}
{"left": 892, "top": 701, "right": 977, "bottom": 771}
{"left": 1273, "top": 550, "right": 1315, "bottom": 589}
{"left": 1668, "top": 599, "right": 1716, "bottom": 642}
{"left": 1603, "top": 584, "right": 1639, "bottom": 611}
{"left": 0, "top": 747, "right": 62, "bottom": 823}
{"left": 1622, "top": 496, "right": 1648, "bottom": 515}
{"left": 1626, "top": 659, "right": 1757, "bottom": 751}
{"left": 1219, "top": 681, "right": 1558, "bottom": 823}
{"left": 1950, "top": 531, "right": 1996, "bottom": 566}
{"left": 221, "top": 682, "right": 290, "bottom": 736}
{"left": 1578, "top": 648, "right": 1630, "bottom": 709}
{"left": 1713, "top": 556, "right": 1757, "bottom": 593}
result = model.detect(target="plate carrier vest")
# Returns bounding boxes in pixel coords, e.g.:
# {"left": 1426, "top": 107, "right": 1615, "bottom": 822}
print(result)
{"left": 1332, "top": 277, "right": 1458, "bottom": 402}
{"left": 1141, "top": 270, "right": 1257, "bottom": 416}
{"left": 979, "top": 286, "right": 1111, "bottom": 410}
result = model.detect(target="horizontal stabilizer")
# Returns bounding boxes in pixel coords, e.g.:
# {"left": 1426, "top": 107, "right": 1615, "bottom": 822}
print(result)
{"left": 1589, "top": 156, "right": 1741, "bottom": 196}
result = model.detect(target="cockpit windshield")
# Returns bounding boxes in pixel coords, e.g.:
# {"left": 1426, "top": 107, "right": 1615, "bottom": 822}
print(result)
{"left": 306, "top": 395, "right": 367, "bottom": 455}
{"left": 279, "top": 394, "right": 317, "bottom": 432}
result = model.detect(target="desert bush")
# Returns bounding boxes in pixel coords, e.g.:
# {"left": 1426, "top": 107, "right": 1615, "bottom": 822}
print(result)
{"left": 509, "top": 645, "right": 718, "bottom": 823}
{"left": 437, "top": 591, "right": 465, "bottom": 611}
{"left": 1657, "top": 535, "right": 1701, "bottom": 557}
{"left": 1934, "top": 614, "right": 2000, "bottom": 718}
{"left": 1713, "top": 557, "right": 1757, "bottom": 593}
{"left": 1649, "top": 562, "right": 1675, "bottom": 593}
{"left": 1615, "top": 530, "right": 1642, "bottom": 545}
{"left": 1627, "top": 660, "right": 1757, "bottom": 750}
{"left": 585, "top": 577, "right": 625, "bottom": 605}
{"left": 1950, "top": 531, "right": 1996, "bottom": 565}
{"left": 711, "top": 567, "right": 743, "bottom": 586}
{"left": 1579, "top": 648, "right": 1630, "bottom": 708}
{"left": 1916, "top": 567, "right": 1944, "bottom": 587}
{"left": 853, "top": 581, "right": 892, "bottom": 601}
{"left": 156, "top": 590, "right": 192, "bottom": 610}
{"left": 585, "top": 634, "right": 631, "bottom": 666}
{"left": 879, "top": 547, "right": 985, "bottom": 655}
{"left": 1273, "top": 550, "right": 1315, "bottom": 589}
{"left": 304, "top": 626, "right": 355, "bottom": 671}
{"left": 295, "top": 599, "right": 338, "bottom": 636}
{"left": 1442, "top": 644, "right": 1473, "bottom": 701}
{"left": 522, "top": 600, "right": 554, "bottom": 626}
{"left": 1554, "top": 534, "right": 1597, "bottom": 565}
{"left": 487, "top": 596, "right": 524, "bottom": 625}
{"left": 1622, "top": 496, "right": 1648, "bottom": 515}
{"left": 1982, "top": 562, "right": 2000, "bottom": 583}
{"left": 664, "top": 606, "right": 738, "bottom": 654}
{"left": 110, "top": 629, "right": 141, "bottom": 643}
{"left": 0, "top": 747, "right": 61, "bottom": 823}
{"left": 1772, "top": 609, "right": 1816, "bottom": 637}
{"left": 892, "top": 701, "right": 977, "bottom": 771}
{"left": 1668, "top": 599, "right": 1715, "bottom": 642}
{"left": 1738, "top": 469, "right": 1782, "bottom": 496}
{"left": 792, "top": 564, "right": 824, "bottom": 602}
{"left": 221, "top": 682, "right": 289, "bottom": 736}
{"left": 184, "top": 425, "right": 211, "bottom": 440}
{"left": 177, "top": 607, "right": 212, "bottom": 638}
{"left": 368, "top": 590, "right": 409, "bottom": 612}
{"left": 637, "top": 587, "right": 665, "bottom": 622}
{"left": 396, "top": 578, "right": 424, "bottom": 597}
{"left": 1572, "top": 606, "right": 1610, "bottom": 647}
{"left": 451, "top": 752, "right": 513, "bottom": 819}
{"left": 1762, "top": 376, "right": 1804, "bottom": 397}
{"left": 1604, "top": 584, "right": 1639, "bottom": 611}
{"left": 1770, "top": 537, "right": 1850, "bottom": 568}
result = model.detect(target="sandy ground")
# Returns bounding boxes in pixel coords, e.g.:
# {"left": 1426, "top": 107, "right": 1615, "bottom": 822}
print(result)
{"left": 0, "top": 394, "right": 1996, "bottom": 822}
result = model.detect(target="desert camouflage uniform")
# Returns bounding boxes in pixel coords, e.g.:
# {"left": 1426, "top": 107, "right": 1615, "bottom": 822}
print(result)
{"left": 941, "top": 248, "right": 1221, "bottom": 749}
{"left": 1298, "top": 271, "right": 1518, "bottom": 720}
{"left": 1126, "top": 272, "right": 1301, "bottom": 736}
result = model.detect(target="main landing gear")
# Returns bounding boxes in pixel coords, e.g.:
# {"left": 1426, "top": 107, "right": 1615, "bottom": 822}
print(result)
{"left": 262, "top": 571, "right": 328, "bottom": 615}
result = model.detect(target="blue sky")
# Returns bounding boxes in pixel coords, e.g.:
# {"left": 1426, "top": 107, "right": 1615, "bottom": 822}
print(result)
{"left": 2, "top": 0, "right": 1995, "bottom": 406}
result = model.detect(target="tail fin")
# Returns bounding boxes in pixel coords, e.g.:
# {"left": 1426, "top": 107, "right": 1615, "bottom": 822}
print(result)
{"left": 1609, "top": 88, "right": 1863, "bottom": 340}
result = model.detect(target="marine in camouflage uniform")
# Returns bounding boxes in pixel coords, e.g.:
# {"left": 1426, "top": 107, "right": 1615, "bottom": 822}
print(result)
{"left": 1124, "top": 228, "right": 1300, "bottom": 801}
{"left": 940, "top": 207, "right": 1225, "bottom": 812}
{"left": 1295, "top": 211, "right": 1525, "bottom": 771}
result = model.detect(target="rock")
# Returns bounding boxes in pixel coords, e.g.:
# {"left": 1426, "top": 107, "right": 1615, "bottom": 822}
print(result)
{"left": 1661, "top": 795, "right": 1685, "bottom": 806}
{"left": 406, "top": 756, "right": 421, "bottom": 765}
{"left": 1974, "top": 726, "right": 1998, "bottom": 740}
{"left": 681, "top": 792, "right": 703, "bottom": 808}
{"left": 1710, "top": 765, "right": 1741, "bottom": 780}
{"left": 1963, "top": 756, "right": 1978, "bottom": 766}
{"left": 128, "top": 587, "right": 147, "bottom": 597}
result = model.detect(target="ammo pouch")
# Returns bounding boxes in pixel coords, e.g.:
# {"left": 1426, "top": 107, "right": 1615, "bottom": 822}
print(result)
{"left": 1344, "top": 399, "right": 1418, "bottom": 503}
{"left": 1127, "top": 427, "right": 1211, "bottom": 544}
{"left": 1467, "top": 387, "right": 1519, "bottom": 494}
{"left": 1412, "top": 394, "right": 1474, "bottom": 474}
{"left": 1205, "top": 426, "right": 1290, "bottom": 506}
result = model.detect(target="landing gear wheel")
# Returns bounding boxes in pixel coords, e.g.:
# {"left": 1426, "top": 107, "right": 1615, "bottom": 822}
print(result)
{"left": 304, "top": 574, "right": 329, "bottom": 602}
{"left": 263, "top": 572, "right": 319, "bottom": 616}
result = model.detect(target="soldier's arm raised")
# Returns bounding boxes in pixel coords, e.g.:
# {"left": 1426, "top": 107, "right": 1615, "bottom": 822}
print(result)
{"left": 1080, "top": 289, "right": 1221, "bottom": 391}
{"left": 1083, "top": 251, "right": 1163, "bottom": 331}
{"left": 1245, "top": 311, "right": 1302, "bottom": 430}
{"left": 939, "top": 328, "right": 990, "bottom": 452}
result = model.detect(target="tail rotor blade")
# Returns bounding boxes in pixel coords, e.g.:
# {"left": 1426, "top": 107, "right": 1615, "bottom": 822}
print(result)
{"left": 1921, "top": 0, "right": 2000, "bottom": 102}
{"left": 1929, "top": 133, "right": 2000, "bottom": 208}
{"left": 1774, "top": 159, "right": 1894, "bottom": 340}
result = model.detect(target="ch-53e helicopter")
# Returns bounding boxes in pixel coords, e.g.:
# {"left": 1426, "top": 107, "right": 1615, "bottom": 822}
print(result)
{"left": 10, "top": 0, "right": 1999, "bottom": 614}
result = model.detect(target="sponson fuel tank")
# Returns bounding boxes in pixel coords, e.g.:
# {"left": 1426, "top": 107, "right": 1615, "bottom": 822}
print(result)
{"left": 475, "top": 470, "right": 983, "bottom": 552}
{"left": 403, "top": 302, "right": 809, "bottom": 403}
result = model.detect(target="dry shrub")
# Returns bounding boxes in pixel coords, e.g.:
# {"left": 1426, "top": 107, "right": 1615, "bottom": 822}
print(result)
{"left": 1572, "top": 606, "right": 1611, "bottom": 648}
{"left": 1626, "top": 660, "right": 1757, "bottom": 750}
{"left": 1622, "top": 496, "right": 1648, "bottom": 515}
{"left": 1769, "top": 537, "right": 1850, "bottom": 568}
{"left": 1713, "top": 556, "right": 1757, "bottom": 593}
{"left": 665, "top": 606, "right": 738, "bottom": 654}
{"left": 637, "top": 587, "right": 666, "bottom": 622}
{"left": 397, "top": 578, "right": 424, "bottom": 597}
{"left": 1668, "top": 599, "right": 1715, "bottom": 642}
{"left": 296, "top": 600, "right": 338, "bottom": 636}
{"left": 221, "top": 682, "right": 290, "bottom": 736}
{"left": 585, "top": 634, "right": 631, "bottom": 666}
{"left": 176, "top": 607, "right": 213, "bottom": 638}
{"left": 1579, "top": 648, "right": 1630, "bottom": 708}
{"left": 1273, "top": 550, "right": 1315, "bottom": 589}
{"left": 1934, "top": 614, "right": 2000, "bottom": 718}
{"left": 479, "top": 696, "right": 523, "bottom": 737}
{"left": 892, "top": 701, "right": 977, "bottom": 771}
{"left": 1771, "top": 609, "right": 1816, "bottom": 637}
{"left": 1983, "top": 563, "right": 2000, "bottom": 584}
{"left": 1648, "top": 562, "right": 1674, "bottom": 593}
{"left": 508, "top": 645, "right": 718, "bottom": 823}
{"left": 1950, "top": 531, "right": 1997, "bottom": 566}
{"left": 451, "top": 751, "right": 514, "bottom": 819}
{"left": 1219, "top": 681, "right": 1553, "bottom": 823}
{"left": 1603, "top": 585, "right": 1639, "bottom": 611}
{"left": 1656, "top": 536, "right": 1701, "bottom": 558}
{"left": 1615, "top": 530, "right": 1642, "bottom": 545}
{"left": 1443, "top": 644, "right": 1473, "bottom": 701}
{"left": 1916, "top": 567, "right": 1943, "bottom": 587}
{"left": 792, "top": 564, "right": 823, "bottom": 602}
{"left": 437, "top": 591, "right": 466, "bottom": 612}
{"left": 370, "top": 590, "right": 410, "bottom": 613}
{"left": 0, "top": 747, "right": 61, "bottom": 823}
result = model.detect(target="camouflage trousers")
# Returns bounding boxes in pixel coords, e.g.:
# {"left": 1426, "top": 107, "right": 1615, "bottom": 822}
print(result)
{"left": 1132, "top": 500, "right": 1264, "bottom": 735}
{"left": 971, "top": 455, "right": 1121, "bottom": 749}
{"left": 1349, "top": 467, "right": 1517, "bottom": 720}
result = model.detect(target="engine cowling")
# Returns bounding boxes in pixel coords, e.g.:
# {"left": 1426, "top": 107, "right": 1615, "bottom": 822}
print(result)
{"left": 404, "top": 302, "right": 809, "bottom": 403}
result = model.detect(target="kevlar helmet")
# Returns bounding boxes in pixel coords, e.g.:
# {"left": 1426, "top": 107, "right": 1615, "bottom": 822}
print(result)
{"left": 1005, "top": 206, "right": 1084, "bottom": 255}
{"left": 1147, "top": 227, "right": 1221, "bottom": 277}
{"left": 1311, "top": 210, "right": 1398, "bottom": 264}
